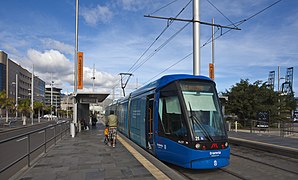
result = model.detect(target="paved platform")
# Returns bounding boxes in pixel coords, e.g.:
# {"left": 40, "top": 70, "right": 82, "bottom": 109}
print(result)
{"left": 5, "top": 122, "right": 298, "bottom": 179}
{"left": 15, "top": 126, "right": 154, "bottom": 180}
{"left": 228, "top": 131, "right": 298, "bottom": 159}
{"left": 13, "top": 123, "right": 184, "bottom": 180}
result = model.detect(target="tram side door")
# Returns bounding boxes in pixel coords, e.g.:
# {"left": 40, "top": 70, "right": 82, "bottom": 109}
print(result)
{"left": 146, "top": 95, "right": 154, "bottom": 153}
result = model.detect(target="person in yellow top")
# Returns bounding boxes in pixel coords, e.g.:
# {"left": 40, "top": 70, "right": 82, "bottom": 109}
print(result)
{"left": 105, "top": 110, "right": 118, "bottom": 147}
{"left": 104, "top": 125, "right": 109, "bottom": 144}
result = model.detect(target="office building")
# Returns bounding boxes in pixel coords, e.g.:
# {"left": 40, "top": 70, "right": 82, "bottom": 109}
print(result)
{"left": 0, "top": 50, "right": 45, "bottom": 101}
{"left": 45, "top": 86, "right": 62, "bottom": 111}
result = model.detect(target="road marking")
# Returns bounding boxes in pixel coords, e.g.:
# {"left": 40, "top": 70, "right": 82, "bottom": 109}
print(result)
{"left": 38, "top": 130, "right": 45, "bottom": 134}
{"left": 16, "top": 137, "right": 28, "bottom": 142}
{"left": 117, "top": 135, "right": 170, "bottom": 180}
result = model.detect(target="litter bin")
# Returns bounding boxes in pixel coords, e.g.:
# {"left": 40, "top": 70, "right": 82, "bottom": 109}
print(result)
{"left": 70, "top": 122, "right": 75, "bottom": 138}
{"left": 226, "top": 121, "right": 231, "bottom": 131}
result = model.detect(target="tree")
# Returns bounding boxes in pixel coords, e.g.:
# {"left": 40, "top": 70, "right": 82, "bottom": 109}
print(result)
{"left": 0, "top": 90, "right": 15, "bottom": 122}
{"left": 0, "top": 90, "right": 6, "bottom": 118}
{"left": 18, "top": 99, "right": 31, "bottom": 125}
{"left": 34, "top": 101, "right": 44, "bottom": 123}
{"left": 222, "top": 79, "right": 295, "bottom": 127}
{"left": 43, "top": 105, "right": 51, "bottom": 115}
{"left": 223, "top": 79, "right": 256, "bottom": 120}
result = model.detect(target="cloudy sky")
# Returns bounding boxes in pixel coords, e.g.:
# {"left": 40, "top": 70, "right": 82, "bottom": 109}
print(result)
{"left": 0, "top": 0, "right": 297, "bottom": 98}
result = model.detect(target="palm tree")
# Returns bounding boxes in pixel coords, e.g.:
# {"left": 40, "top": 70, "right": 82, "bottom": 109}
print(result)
{"left": 0, "top": 90, "right": 6, "bottom": 119}
{"left": 34, "top": 101, "right": 44, "bottom": 123}
{"left": 0, "top": 90, "right": 15, "bottom": 122}
{"left": 18, "top": 99, "right": 31, "bottom": 125}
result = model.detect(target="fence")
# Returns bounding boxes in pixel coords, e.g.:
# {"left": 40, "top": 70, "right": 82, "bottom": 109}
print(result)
{"left": 0, "top": 120, "right": 70, "bottom": 177}
{"left": 280, "top": 121, "right": 297, "bottom": 137}
{"left": 228, "top": 120, "right": 298, "bottom": 138}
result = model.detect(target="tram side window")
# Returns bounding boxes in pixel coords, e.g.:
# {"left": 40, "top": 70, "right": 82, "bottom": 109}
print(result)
{"left": 158, "top": 95, "right": 187, "bottom": 138}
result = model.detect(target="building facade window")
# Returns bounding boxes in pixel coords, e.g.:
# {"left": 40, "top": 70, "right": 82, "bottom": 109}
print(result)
{"left": 0, "top": 63, "right": 6, "bottom": 92}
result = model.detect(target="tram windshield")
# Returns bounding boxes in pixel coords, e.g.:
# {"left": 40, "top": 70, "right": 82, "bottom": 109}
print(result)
{"left": 180, "top": 81, "right": 227, "bottom": 141}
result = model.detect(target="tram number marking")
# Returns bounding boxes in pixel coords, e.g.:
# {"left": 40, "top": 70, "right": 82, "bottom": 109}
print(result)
{"left": 195, "top": 136, "right": 204, "bottom": 141}
{"left": 157, "top": 143, "right": 167, "bottom": 150}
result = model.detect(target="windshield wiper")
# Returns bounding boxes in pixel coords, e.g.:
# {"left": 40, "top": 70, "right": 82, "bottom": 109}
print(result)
{"left": 188, "top": 102, "right": 214, "bottom": 142}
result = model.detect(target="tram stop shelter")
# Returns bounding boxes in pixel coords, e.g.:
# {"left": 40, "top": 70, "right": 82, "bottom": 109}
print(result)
{"left": 72, "top": 92, "right": 109, "bottom": 136}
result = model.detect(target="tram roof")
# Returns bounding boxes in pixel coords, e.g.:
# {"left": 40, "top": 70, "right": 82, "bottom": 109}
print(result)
{"left": 131, "top": 74, "right": 212, "bottom": 97}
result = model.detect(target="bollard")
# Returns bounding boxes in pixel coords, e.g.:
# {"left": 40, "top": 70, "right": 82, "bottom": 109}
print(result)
{"left": 235, "top": 121, "right": 238, "bottom": 132}
{"left": 226, "top": 121, "right": 231, "bottom": 131}
{"left": 70, "top": 122, "right": 75, "bottom": 138}
{"left": 78, "top": 121, "right": 81, "bottom": 132}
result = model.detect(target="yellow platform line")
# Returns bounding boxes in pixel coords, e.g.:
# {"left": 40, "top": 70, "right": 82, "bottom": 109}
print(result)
{"left": 117, "top": 135, "right": 170, "bottom": 180}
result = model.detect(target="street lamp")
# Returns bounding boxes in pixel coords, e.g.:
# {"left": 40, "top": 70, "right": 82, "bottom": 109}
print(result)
{"left": 55, "top": 95, "right": 58, "bottom": 117}
{"left": 11, "top": 74, "right": 18, "bottom": 120}
{"left": 31, "top": 66, "right": 34, "bottom": 125}
{"left": 51, "top": 80, "right": 54, "bottom": 121}
{"left": 66, "top": 90, "right": 69, "bottom": 119}
{"left": 28, "top": 89, "right": 33, "bottom": 125}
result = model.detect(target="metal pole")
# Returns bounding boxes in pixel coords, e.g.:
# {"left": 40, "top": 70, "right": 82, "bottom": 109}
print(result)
{"left": 92, "top": 64, "right": 95, "bottom": 114}
{"left": 278, "top": 66, "right": 280, "bottom": 116}
{"left": 56, "top": 95, "right": 58, "bottom": 116}
{"left": 92, "top": 64, "right": 95, "bottom": 92}
{"left": 73, "top": 0, "right": 79, "bottom": 131}
{"left": 74, "top": 0, "right": 79, "bottom": 94}
{"left": 31, "top": 65, "right": 34, "bottom": 125}
{"left": 66, "top": 90, "right": 69, "bottom": 119}
{"left": 193, "top": 0, "right": 200, "bottom": 75}
{"left": 16, "top": 74, "right": 18, "bottom": 120}
{"left": 278, "top": 66, "right": 280, "bottom": 92}
{"left": 5, "top": 54, "right": 8, "bottom": 123}
{"left": 212, "top": 18, "right": 215, "bottom": 75}
{"left": 51, "top": 74, "right": 53, "bottom": 121}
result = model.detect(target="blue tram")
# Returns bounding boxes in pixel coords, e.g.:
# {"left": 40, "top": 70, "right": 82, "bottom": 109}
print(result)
{"left": 106, "top": 74, "right": 230, "bottom": 169}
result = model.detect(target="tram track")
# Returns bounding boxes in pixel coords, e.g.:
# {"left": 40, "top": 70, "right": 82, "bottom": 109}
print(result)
{"left": 230, "top": 152, "right": 298, "bottom": 175}
{"left": 219, "top": 168, "right": 247, "bottom": 180}
{"left": 169, "top": 145, "right": 298, "bottom": 179}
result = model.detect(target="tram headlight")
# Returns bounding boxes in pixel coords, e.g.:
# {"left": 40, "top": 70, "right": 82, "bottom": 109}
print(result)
{"left": 225, "top": 142, "right": 229, "bottom": 147}
{"left": 195, "top": 143, "right": 201, "bottom": 149}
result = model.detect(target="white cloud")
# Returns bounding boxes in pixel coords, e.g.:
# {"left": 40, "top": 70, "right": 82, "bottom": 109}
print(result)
{"left": 82, "top": 66, "right": 119, "bottom": 90}
{"left": 81, "top": 5, "right": 113, "bottom": 26}
{"left": 27, "top": 49, "right": 73, "bottom": 74}
{"left": 26, "top": 49, "right": 119, "bottom": 93}
{"left": 26, "top": 49, "right": 73, "bottom": 87}
{"left": 41, "top": 38, "right": 74, "bottom": 55}
{"left": 118, "top": 0, "right": 149, "bottom": 11}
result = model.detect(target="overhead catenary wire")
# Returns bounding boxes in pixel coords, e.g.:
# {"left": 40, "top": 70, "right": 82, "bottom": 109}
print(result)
{"left": 127, "top": 0, "right": 192, "bottom": 73}
{"left": 110, "top": 1, "right": 192, "bottom": 97}
{"left": 149, "top": 0, "right": 179, "bottom": 15}
{"left": 203, "top": 0, "right": 282, "bottom": 47}
{"left": 146, "top": 0, "right": 283, "bottom": 82}
{"left": 144, "top": 53, "right": 193, "bottom": 84}
{"left": 206, "top": 0, "right": 238, "bottom": 29}
{"left": 130, "top": 22, "right": 191, "bottom": 74}
{"left": 113, "top": 0, "right": 283, "bottom": 96}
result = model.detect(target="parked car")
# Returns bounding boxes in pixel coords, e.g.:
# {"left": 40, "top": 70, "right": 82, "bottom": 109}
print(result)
{"left": 43, "top": 114, "right": 58, "bottom": 120}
